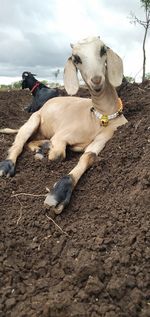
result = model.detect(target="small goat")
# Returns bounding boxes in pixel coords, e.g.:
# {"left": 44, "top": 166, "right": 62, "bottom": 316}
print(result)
{"left": 0, "top": 36, "right": 127, "bottom": 214}
{"left": 22, "top": 71, "right": 59, "bottom": 112}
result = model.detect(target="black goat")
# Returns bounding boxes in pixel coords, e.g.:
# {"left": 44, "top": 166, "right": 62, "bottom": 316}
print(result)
{"left": 22, "top": 71, "right": 59, "bottom": 112}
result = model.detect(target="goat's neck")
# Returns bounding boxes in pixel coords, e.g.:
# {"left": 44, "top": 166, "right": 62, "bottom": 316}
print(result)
{"left": 90, "top": 80, "right": 119, "bottom": 115}
{"left": 28, "top": 79, "right": 38, "bottom": 95}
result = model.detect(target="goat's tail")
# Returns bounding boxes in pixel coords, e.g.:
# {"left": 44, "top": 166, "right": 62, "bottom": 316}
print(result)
{"left": 0, "top": 128, "right": 19, "bottom": 134}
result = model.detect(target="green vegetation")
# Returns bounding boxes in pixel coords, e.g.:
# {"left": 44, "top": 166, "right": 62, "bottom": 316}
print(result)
{"left": 145, "top": 72, "right": 150, "bottom": 79}
{"left": 41, "top": 80, "right": 49, "bottom": 85}
{"left": 12, "top": 80, "right": 22, "bottom": 89}
{"left": 125, "top": 76, "right": 135, "bottom": 83}
{"left": 0, "top": 80, "right": 62, "bottom": 90}
{"left": 0, "top": 81, "right": 21, "bottom": 90}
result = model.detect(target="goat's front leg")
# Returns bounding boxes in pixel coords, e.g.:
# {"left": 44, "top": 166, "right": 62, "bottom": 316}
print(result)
{"left": 0, "top": 113, "right": 41, "bottom": 177}
{"left": 44, "top": 129, "right": 114, "bottom": 214}
{"left": 44, "top": 151, "right": 96, "bottom": 214}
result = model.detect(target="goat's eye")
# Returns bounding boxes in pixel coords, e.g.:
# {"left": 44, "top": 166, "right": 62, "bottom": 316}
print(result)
{"left": 72, "top": 54, "right": 82, "bottom": 64}
{"left": 100, "top": 46, "right": 107, "bottom": 57}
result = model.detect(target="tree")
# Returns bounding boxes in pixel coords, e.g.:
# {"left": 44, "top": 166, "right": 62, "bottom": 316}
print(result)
{"left": 41, "top": 80, "right": 49, "bottom": 86}
{"left": 130, "top": 0, "right": 150, "bottom": 82}
{"left": 125, "top": 76, "right": 135, "bottom": 83}
{"left": 53, "top": 69, "right": 60, "bottom": 82}
{"left": 12, "top": 81, "right": 22, "bottom": 89}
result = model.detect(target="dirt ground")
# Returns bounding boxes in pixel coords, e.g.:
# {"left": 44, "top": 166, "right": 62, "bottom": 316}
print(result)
{"left": 0, "top": 82, "right": 149, "bottom": 317}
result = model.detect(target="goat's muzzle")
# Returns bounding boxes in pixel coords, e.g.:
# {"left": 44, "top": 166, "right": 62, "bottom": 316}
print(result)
{"left": 90, "top": 76, "right": 104, "bottom": 93}
{"left": 91, "top": 76, "right": 102, "bottom": 85}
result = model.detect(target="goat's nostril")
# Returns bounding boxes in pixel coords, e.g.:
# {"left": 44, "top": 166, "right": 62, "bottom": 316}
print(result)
{"left": 91, "top": 76, "right": 102, "bottom": 85}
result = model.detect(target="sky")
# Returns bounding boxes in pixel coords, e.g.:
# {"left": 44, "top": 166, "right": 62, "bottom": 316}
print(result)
{"left": 0, "top": 0, "right": 150, "bottom": 84}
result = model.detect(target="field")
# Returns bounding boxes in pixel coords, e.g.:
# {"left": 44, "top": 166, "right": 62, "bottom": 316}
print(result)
{"left": 0, "top": 82, "right": 150, "bottom": 317}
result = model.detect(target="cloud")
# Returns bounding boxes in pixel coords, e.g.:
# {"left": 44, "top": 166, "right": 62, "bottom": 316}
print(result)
{"left": 0, "top": 0, "right": 149, "bottom": 83}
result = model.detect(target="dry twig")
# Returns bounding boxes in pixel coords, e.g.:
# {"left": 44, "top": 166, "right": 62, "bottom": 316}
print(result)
{"left": 134, "top": 119, "right": 142, "bottom": 131}
{"left": 11, "top": 192, "right": 46, "bottom": 198}
{"left": 46, "top": 214, "right": 70, "bottom": 237}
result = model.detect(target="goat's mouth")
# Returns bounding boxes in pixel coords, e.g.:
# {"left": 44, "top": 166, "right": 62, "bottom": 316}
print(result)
{"left": 85, "top": 81, "right": 104, "bottom": 95}
{"left": 94, "top": 87, "right": 102, "bottom": 92}
{"left": 90, "top": 84, "right": 104, "bottom": 94}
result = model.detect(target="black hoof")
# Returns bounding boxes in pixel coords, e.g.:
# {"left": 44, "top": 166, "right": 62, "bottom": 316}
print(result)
{"left": 44, "top": 175, "right": 73, "bottom": 214}
{"left": 34, "top": 142, "right": 50, "bottom": 160}
{"left": 24, "top": 105, "right": 37, "bottom": 113}
{"left": 0, "top": 160, "right": 15, "bottom": 177}
{"left": 24, "top": 105, "right": 32, "bottom": 112}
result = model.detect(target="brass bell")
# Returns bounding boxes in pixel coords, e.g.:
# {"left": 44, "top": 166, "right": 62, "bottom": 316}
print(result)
{"left": 100, "top": 115, "right": 109, "bottom": 126}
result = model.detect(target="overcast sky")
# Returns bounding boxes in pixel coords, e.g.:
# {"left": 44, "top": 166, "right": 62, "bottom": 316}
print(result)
{"left": 0, "top": 0, "right": 150, "bottom": 84}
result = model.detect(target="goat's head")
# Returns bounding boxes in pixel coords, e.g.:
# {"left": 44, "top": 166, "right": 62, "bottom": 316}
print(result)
{"left": 22, "top": 71, "right": 37, "bottom": 89}
{"left": 64, "top": 36, "right": 123, "bottom": 95}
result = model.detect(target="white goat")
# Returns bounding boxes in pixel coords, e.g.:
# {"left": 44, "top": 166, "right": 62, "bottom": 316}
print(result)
{"left": 0, "top": 36, "right": 127, "bottom": 214}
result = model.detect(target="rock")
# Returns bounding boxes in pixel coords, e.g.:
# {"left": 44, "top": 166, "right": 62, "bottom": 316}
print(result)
{"left": 75, "top": 250, "right": 98, "bottom": 282}
{"left": 106, "top": 276, "right": 126, "bottom": 300}
{"left": 130, "top": 287, "right": 142, "bottom": 304}
{"left": 85, "top": 275, "right": 104, "bottom": 295}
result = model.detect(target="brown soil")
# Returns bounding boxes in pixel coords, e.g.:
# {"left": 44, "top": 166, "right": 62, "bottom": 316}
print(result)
{"left": 0, "top": 82, "right": 150, "bottom": 317}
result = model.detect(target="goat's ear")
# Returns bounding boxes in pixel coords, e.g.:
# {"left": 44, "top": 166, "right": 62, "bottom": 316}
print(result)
{"left": 64, "top": 57, "right": 79, "bottom": 95}
{"left": 106, "top": 49, "right": 123, "bottom": 87}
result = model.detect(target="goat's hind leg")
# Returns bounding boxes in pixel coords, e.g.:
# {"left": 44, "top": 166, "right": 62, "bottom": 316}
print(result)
{"left": 0, "top": 113, "right": 41, "bottom": 177}
{"left": 48, "top": 135, "right": 67, "bottom": 161}
{"left": 27, "top": 140, "right": 50, "bottom": 160}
